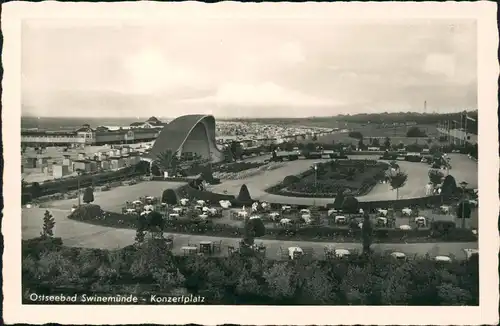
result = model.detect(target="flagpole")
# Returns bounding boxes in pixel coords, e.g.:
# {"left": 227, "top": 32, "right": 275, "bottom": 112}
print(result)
{"left": 464, "top": 110, "right": 468, "bottom": 146}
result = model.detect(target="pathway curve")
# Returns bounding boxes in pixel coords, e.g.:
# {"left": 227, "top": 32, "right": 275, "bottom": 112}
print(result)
{"left": 211, "top": 154, "right": 478, "bottom": 206}
{"left": 22, "top": 208, "right": 477, "bottom": 260}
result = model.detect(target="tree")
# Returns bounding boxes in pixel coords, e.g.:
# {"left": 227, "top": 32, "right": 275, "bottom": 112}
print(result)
{"left": 346, "top": 167, "right": 356, "bottom": 180}
{"left": 389, "top": 161, "right": 400, "bottom": 171}
{"left": 201, "top": 165, "right": 214, "bottom": 182}
{"left": 134, "top": 228, "right": 146, "bottom": 245}
{"left": 332, "top": 189, "right": 345, "bottom": 209}
{"left": 309, "top": 205, "right": 321, "bottom": 225}
{"left": 361, "top": 212, "right": 373, "bottom": 254}
{"left": 147, "top": 211, "right": 165, "bottom": 238}
{"left": 406, "top": 126, "right": 427, "bottom": 137}
{"left": 40, "top": 210, "right": 55, "bottom": 238}
{"left": 384, "top": 137, "right": 391, "bottom": 149}
{"left": 358, "top": 138, "right": 365, "bottom": 150}
{"left": 428, "top": 169, "right": 444, "bottom": 188}
{"left": 243, "top": 217, "right": 266, "bottom": 246}
{"left": 388, "top": 171, "right": 408, "bottom": 199}
{"left": 222, "top": 146, "right": 234, "bottom": 163}
{"left": 263, "top": 263, "right": 297, "bottom": 300}
{"left": 456, "top": 200, "right": 472, "bottom": 228}
{"left": 441, "top": 175, "right": 458, "bottom": 197}
{"left": 348, "top": 131, "right": 363, "bottom": 139}
{"left": 230, "top": 142, "right": 243, "bottom": 160}
{"left": 342, "top": 195, "right": 359, "bottom": 214}
{"left": 31, "top": 182, "right": 42, "bottom": 199}
{"left": 305, "top": 142, "right": 316, "bottom": 152}
{"left": 162, "top": 188, "right": 178, "bottom": 205}
{"left": 130, "top": 238, "right": 185, "bottom": 291}
{"left": 155, "top": 150, "right": 179, "bottom": 176}
{"left": 80, "top": 187, "right": 94, "bottom": 204}
{"left": 237, "top": 184, "right": 252, "bottom": 203}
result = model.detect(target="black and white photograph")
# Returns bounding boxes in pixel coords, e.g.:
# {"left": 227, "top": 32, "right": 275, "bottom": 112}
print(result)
{"left": 2, "top": 1, "right": 498, "bottom": 325}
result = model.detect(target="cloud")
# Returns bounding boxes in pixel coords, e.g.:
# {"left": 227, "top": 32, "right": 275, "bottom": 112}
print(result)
{"left": 182, "top": 82, "right": 340, "bottom": 108}
{"left": 423, "top": 53, "right": 457, "bottom": 78}
{"left": 122, "top": 49, "right": 209, "bottom": 94}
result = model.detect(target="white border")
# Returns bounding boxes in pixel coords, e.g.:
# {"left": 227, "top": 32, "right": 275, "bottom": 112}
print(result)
{"left": 2, "top": 2, "right": 499, "bottom": 325}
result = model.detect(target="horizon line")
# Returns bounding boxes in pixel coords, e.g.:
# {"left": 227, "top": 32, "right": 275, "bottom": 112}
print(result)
{"left": 21, "top": 110, "right": 478, "bottom": 120}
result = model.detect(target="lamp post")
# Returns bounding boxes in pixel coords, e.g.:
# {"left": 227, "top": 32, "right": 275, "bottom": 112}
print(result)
{"left": 459, "top": 181, "right": 468, "bottom": 229}
{"left": 314, "top": 164, "right": 318, "bottom": 194}
{"left": 76, "top": 169, "right": 82, "bottom": 206}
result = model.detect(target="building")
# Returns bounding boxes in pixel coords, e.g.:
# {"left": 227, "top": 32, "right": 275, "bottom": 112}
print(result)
{"left": 148, "top": 114, "right": 224, "bottom": 163}
{"left": 72, "top": 160, "right": 92, "bottom": 172}
{"left": 52, "top": 165, "right": 70, "bottom": 178}
{"left": 129, "top": 116, "right": 168, "bottom": 129}
{"left": 21, "top": 120, "right": 163, "bottom": 147}
{"left": 23, "top": 157, "right": 37, "bottom": 168}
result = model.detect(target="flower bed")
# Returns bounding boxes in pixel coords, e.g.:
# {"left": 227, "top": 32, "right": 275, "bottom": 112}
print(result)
{"left": 266, "top": 160, "right": 388, "bottom": 198}
{"left": 214, "top": 162, "right": 285, "bottom": 180}
{"left": 68, "top": 209, "right": 478, "bottom": 243}
{"left": 216, "top": 162, "right": 266, "bottom": 172}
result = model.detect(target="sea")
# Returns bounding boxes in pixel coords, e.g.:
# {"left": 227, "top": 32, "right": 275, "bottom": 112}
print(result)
{"left": 21, "top": 117, "right": 153, "bottom": 131}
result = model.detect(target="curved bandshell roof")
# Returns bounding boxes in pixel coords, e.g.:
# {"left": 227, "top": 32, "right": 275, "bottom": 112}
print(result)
{"left": 149, "top": 114, "right": 223, "bottom": 162}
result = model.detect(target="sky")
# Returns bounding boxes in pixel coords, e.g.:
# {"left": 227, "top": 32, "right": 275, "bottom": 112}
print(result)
{"left": 21, "top": 18, "right": 477, "bottom": 118}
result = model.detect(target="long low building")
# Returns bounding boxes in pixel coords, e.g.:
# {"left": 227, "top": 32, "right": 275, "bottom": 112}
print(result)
{"left": 21, "top": 126, "right": 160, "bottom": 146}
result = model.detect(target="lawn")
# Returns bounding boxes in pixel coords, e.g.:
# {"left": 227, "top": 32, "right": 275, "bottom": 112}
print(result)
{"left": 304, "top": 124, "right": 441, "bottom": 146}
{"left": 44, "top": 181, "right": 186, "bottom": 212}
{"left": 270, "top": 160, "right": 388, "bottom": 197}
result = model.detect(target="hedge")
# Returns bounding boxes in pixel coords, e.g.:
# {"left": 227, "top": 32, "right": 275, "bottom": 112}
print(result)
{"left": 67, "top": 209, "right": 477, "bottom": 243}
{"left": 23, "top": 166, "right": 146, "bottom": 200}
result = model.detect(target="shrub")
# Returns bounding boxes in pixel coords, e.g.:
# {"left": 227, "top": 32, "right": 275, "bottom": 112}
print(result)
{"left": 69, "top": 204, "right": 104, "bottom": 221}
{"left": 442, "top": 175, "right": 458, "bottom": 197}
{"left": 237, "top": 184, "right": 252, "bottom": 203}
{"left": 456, "top": 201, "right": 473, "bottom": 220}
{"left": 283, "top": 175, "right": 300, "bottom": 186}
{"left": 348, "top": 131, "right": 363, "bottom": 139}
{"left": 162, "top": 189, "right": 178, "bottom": 205}
{"left": 342, "top": 196, "right": 359, "bottom": 214}
{"left": 243, "top": 218, "right": 266, "bottom": 244}
{"left": 405, "top": 155, "right": 422, "bottom": 163}
{"left": 22, "top": 237, "right": 63, "bottom": 258}
{"left": 332, "top": 191, "right": 345, "bottom": 210}
{"left": 406, "top": 127, "right": 427, "bottom": 137}
{"left": 82, "top": 187, "right": 94, "bottom": 204}
{"left": 40, "top": 210, "right": 55, "bottom": 238}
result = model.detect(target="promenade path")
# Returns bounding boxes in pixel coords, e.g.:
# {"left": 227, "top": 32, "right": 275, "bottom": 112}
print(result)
{"left": 23, "top": 207, "right": 477, "bottom": 260}
{"left": 211, "top": 153, "right": 478, "bottom": 206}
{"left": 21, "top": 153, "right": 477, "bottom": 259}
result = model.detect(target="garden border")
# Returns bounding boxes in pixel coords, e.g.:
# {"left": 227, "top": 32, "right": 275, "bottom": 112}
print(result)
{"left": 67, "top": 207, "right": 478, "bottom": 243}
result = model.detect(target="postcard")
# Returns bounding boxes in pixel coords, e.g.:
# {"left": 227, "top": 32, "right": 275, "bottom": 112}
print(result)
{"left": 2, "top": 1, "right": 499, "bottom": 325}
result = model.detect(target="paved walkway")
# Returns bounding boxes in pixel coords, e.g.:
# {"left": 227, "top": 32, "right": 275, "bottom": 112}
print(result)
{"left": 22, "top": 153, "right": 477, "bottom": 260}
{"left": 22, "top": 207, "right": 477, "bottom": 260}
{"left": 211, "top": 154, "right": 478, "bottom": 206}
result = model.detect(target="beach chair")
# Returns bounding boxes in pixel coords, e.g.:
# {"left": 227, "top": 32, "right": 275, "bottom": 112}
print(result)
{"left": 213, "top": 240, "right": 222, "bottom": 253}
{"left": 279, "top": 247, "right": 289, "bottom": 260}
{"left": 302, "top": 247, "right": 314, "bottom": 259}
{"left": 228, "top": 246, "right": 237, "bottom": 255}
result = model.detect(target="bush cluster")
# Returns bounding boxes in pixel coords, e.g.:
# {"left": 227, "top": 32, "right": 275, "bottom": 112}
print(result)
{"left": 67, "top": 208, "right": 477, "bottom": 243}
{"left": 22, "top": 165, "right": 145, "bottom": 201}
{"left": 272, "top": 160, "right": 387, "bottom": 197}
{"left": 22, "top": 238, "right": 479, "bottom": 305}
